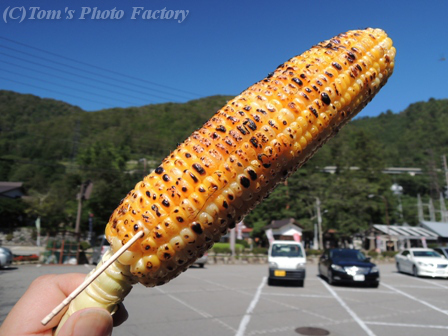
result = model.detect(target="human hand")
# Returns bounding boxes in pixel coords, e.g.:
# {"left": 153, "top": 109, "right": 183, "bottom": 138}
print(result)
{"left": 0, "top": 273, "right": 128, "bottom": 336}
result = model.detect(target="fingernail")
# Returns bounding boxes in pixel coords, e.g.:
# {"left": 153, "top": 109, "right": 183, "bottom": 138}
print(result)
{"left": 72, "top": 309, "right": 113, "bottom": 336}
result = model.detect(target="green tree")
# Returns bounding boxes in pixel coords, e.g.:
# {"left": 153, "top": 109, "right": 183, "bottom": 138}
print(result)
{"left": 0, "top": 197, "right": 27, "bottom": 232}
{"left": 77, "top": 142, "right": 137, "bottom": 234}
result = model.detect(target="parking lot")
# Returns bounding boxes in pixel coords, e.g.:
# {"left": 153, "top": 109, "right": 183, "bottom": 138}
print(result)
{"left": 1, "top": 262, "right": 448, "bottom": 335}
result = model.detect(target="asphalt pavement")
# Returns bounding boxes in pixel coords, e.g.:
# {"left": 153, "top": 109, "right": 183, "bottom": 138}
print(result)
{"left": 1, "top": 262, "right": 448, "bottom": 335}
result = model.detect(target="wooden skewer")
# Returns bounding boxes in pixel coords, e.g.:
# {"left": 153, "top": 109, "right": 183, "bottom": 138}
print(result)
{"left": 41, "top": 231, "right": 144, "bottom": 326}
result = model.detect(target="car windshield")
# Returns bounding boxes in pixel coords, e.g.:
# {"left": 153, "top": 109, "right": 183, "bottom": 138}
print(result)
{"left": 413, "top": 250, "right": 441, "bottom": 258}
{"left": 271, "top": 244, "right": 303, "bottom": 257}
{"left": 330, "top": 249, "right": 366, "bottom": 261}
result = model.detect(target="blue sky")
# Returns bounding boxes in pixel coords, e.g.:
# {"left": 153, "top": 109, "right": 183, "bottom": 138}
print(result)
{"left": 0, "top": 0, "right": 447, "bottom": 118}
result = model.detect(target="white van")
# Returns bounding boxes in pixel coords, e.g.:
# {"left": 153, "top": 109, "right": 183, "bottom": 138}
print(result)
{"left": 268, "top": 240, "right": 306, "bottom": 286}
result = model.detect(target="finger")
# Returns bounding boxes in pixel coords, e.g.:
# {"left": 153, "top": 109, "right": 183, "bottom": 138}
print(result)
{"left": 56, "top": 308, "right": 113, "bottom": 336}
{"left": 0, "top": 273, "right": 86, "bottom": 335}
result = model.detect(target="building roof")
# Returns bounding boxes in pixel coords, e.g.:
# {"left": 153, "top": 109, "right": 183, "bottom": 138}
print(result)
{"left": 264, "top": 218, "right": 301, "bottom": 230}
{"left": 321, "top": 166, "right": 422, "bottom": 176}
{"left": 420, "top": 221, "right": 448, "bottom": 238}
{"left": 373, "top": 224, "right": 438, "bottom": 239}
{"left": 0, "top": 182, "right": 23, "bottom": 194}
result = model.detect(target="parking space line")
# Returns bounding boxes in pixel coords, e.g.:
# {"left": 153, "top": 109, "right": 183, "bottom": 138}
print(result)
{"left": 260, "top": 294, "right": 337, "bottom": 323}
{"left": 391, "top": 284, "right": 440, "bottom": 289}
{"left": 235, "top": 276, "right": 266, "bottom": 336}
{"left": 320, "top": 278, "right": 376, "bottom": 336}
{"left": 331, "top": 287, "right": 394, "bottom": 295}
{"left": 414, "top": 277, "right": 448, "bottom": 289}
{"left": 381, "top": 282, "right": 448, "bottom": 316}
{"left": 154, "top": 286, "right": 237, "bottom": 332}
{"left": 155, "top": 287, "right": 212, "bottom": 318}
{"left": 263, "top": 292, "right": 332, "bottom": 299}
{"left": 365, "top": 321, "right": 448, "bottom": 329}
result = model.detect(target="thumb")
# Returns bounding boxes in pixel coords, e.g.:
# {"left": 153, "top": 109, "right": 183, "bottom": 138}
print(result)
{"left": 58, "top": 308, "right": 113, "bottom": 336}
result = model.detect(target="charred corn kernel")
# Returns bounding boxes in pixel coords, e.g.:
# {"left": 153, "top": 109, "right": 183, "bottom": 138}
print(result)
{"left": 103, "top": 28, "right": 395, "bottom": 287}
{"left": 55, "top": 28, "right": 395, "bottom": 334}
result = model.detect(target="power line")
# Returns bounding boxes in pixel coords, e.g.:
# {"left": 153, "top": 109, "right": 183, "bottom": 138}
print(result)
{"left": 0, "top": 35, "right": 203, "bottom": 98}
{"left": 0, "top": 76, "right": 116, "bottom": 108}
{"left": 0, "top": 43, "right": 195, "bottom": 102}
{"left": 0, "top": 51, "right": 174, "bottom": 103}
{"left": 1, "top": 58, "right": 149, "bottom": 104}
{"left": 0, "top": 67, "right": 139, "bottom": 106}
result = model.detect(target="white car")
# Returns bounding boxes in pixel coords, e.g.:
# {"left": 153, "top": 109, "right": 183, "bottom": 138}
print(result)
{"left": 192, "top": 252, "right": 208, "bottom": 268}
{"left": 268, "top": 240, "right": 306, "bottom": 286}
{"left": 395, "top": 248, "right": 448, "bottom": 278}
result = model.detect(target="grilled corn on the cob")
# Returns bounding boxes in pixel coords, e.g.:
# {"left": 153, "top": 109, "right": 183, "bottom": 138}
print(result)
{"left": 55, "top": 27, "right": 395, "bottom": 333}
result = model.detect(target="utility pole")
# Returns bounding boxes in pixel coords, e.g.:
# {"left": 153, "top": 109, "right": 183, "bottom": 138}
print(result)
{"left": 69, "top": 119, "right": 81, "bottom": 174}
{"left": 443, "top": 155, "right": 448, "bottom": 199}
{"left": 230, "top": 228, "right": 235, "bottom": 259}
{"left": 140, "top": 158, "right": 147, "bottom": 178}
{"left": 316, "top": 197, "right": 323, "bottom": 250}
{"left": 427, "top": 149, "right": 440, "bottom": 199}
{"left": 417, "top": 194, "right": 424, "bottom": 222}
{"left": 440, "top": 193, "right": 448, "bottom": 223}
{"left": 75, "top": 181, "right": 93, "bottom": 238}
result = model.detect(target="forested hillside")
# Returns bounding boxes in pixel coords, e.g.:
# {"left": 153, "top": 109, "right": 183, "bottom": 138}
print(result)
{"left": 1, "top": 90, "right": 447, "bottom": 241}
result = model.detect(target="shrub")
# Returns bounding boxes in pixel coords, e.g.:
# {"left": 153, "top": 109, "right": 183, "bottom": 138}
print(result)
{"left": 367, "top": 250, "right": 379, "bottom": 258}
{"left": 236, "top": 239, "right": 249, "bottom": 248}
{"left": 79, "top": 241, "right": 91, "bottom": 251}
{"left": 381, "top": 251, "right": 398, "bottom": 258}
{"left": 252, "top": 247, "right": 268, "bottom": 255}
{"left": 212, "top": 242, "right": 244, "bottom": 254}
{"left": 212, "top": 246, "right": 232, "bottom": 254}
{"left": 305, "top": 249, "right": 324, "bottom": 256}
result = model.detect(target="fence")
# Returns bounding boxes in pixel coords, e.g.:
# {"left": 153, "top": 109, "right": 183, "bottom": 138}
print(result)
{"left": 42, "top": 240, "right": 81, "bottom": 264}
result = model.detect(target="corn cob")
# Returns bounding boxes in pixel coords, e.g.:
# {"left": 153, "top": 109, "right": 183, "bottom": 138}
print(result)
{"left": 54, "top": 27, "right": 395, "bottom": 332}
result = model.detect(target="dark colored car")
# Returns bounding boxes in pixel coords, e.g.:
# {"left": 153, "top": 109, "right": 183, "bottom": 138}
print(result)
{"left": 318, "top": 248, "right": 380, "bottom": 287}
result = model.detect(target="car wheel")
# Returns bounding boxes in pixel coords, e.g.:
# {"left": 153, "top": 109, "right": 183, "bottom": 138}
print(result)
{"left": 370, "top": 282, "right": 379, "bottom": 288}
{"left": 396, "top": 262, "right": 401, "bottom": 273}
{"left": 297, "top": 280, "right": 304, "bottom": 287}
{"left": 268, "top": 278, "right": 275, "bottom": 286}
{"left": 328, "top": 271, "right": 334, "bottom": 285}
{"left": 413, "top": 265, "right": 419, "bottom": 277}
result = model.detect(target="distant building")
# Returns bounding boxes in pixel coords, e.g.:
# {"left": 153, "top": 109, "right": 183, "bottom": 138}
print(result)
{"left": 0, "top": 182, "right": 24, "bottom": 199}
{"left": 364, "top": 224, "right": 438, "bottom": 251}
{"left": 420, "top": 221, "right": 448, "bottom": 244}
{"left": 264, "top": 218, "right": 303, "bottom": 242}
{"left": 321, "top": 166, "right": 423, "bottom": 176}
{"left": 416, "top": 194, "right": 448, "bottom": 244}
